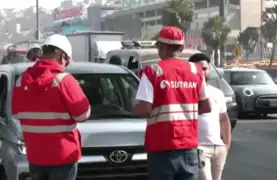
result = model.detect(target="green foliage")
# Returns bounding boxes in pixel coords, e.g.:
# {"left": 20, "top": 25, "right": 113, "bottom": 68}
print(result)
{"left": 161, "top": 0, "right": 194, "bottom": 32}
{"left": 261, "top": 5, "right": 277, "bottom": 65}
{"left": 238, "top": 27, "right": 259, "bottom": 57}
{"left": 201, "top": 16, "right": 231, "bottom": 48}
{"left": 261, "top": 21, "right": 276, "bottom": 42}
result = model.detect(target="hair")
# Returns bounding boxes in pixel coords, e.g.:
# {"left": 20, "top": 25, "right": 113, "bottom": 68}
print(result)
{"left": 109, "top": 56, "right": 122, "bottom": 65}
{"left": 42, "top": 45, "right": 57, "bottom": 55}
{"left": 188, "top": 53, "right": 211, "bottom": 63}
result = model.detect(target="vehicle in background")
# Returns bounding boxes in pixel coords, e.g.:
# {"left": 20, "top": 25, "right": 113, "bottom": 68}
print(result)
{"left": 1, "top": 41, "right": 43, "bottom": 64}
{"left": 106, "top": 41, "right": 238, "bottom": 130}
{"left": 67, "top": 31, "right": 124, "bottom": 63}
{"left": 223, "top": 67, "right": 277, "bottom": 117}
{"left": 0, "top": 62, "right": 147, "bottom": 180}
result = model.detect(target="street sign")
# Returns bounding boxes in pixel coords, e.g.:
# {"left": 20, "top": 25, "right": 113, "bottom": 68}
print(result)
{"left": 232, "top": 47, "right": 242, "bottom": 57}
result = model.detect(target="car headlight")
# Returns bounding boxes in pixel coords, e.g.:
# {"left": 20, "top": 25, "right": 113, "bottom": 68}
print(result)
{"left": 17, "top": 139, "right": 26, "bottom": 155}
{"left": 243, "top": 88, "right": 254, "bottom": 96}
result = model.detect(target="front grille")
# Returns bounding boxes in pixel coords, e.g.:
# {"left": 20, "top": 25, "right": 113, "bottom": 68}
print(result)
{"left": 77, "top": 161, "right": 147, "bottom": 180}
{"left": 82, "top": 146, "right": 145, "bottom": 156}
{"left": 255, "top": 95, "right": 277, "bottom": 107}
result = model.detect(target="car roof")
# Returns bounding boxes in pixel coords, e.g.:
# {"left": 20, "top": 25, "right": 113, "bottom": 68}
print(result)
{"left": 223, "top": 67, "right": 265, "bottom": 72}
{"left": 0, "top": 62, "right": 129, "bottom": 75}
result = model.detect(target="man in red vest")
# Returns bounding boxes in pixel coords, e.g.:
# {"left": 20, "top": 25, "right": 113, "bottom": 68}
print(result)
{"left": 12, "top": 34, "right": 91, "bottom": 180}
{"left": 134, "top": 26, "right": 211, "bottom": 180}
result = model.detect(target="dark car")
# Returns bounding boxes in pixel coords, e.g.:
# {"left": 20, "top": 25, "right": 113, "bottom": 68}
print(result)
{"left": 223, "top": 67, "right": 277, "bottom": 117}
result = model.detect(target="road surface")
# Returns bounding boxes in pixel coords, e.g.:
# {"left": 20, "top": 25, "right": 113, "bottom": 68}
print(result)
{"left": 222, "top": 118, "right": 277, "bottom": 180}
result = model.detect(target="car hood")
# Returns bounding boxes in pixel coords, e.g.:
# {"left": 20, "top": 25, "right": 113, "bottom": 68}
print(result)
{"left": 232, "top": 85, "right": 277, "bottom": 94}
{"left": 78, "top": 118, "right": 146, "bottom": 148}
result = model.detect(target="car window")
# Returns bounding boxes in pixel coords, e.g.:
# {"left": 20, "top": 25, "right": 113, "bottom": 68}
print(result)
{"left": 14, "top": 73, "right": 139, "bottom": 119}
{"left": 223, "top": 72, "right": 231, "bottom": 83}
{"left": 229, "top": 71, "right": 275, "bottom": 85}
{"left": 75, "top": 73, "right": 139, "bottom": 118}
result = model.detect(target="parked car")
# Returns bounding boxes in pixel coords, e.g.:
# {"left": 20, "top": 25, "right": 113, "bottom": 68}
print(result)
{"left": 106, "top": 41, "right": 238, "bottom": 130}
{"left": 0, "top": 62, "right": 147, "bottom": 180}
{"left": 223, "top": 67, "right": 277, "bottom": 117}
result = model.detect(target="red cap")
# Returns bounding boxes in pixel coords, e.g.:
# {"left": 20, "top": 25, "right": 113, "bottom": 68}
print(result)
{"left": 158, "top": 26, "right": 185, "bottom": 45}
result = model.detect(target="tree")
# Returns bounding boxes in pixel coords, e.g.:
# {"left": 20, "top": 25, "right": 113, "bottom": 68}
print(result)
{"left": 201, "top": 16, "right": 231, "bottom": 67}
{"left": 261, "top": 6, "right": 277, "bottom": 67}
{"left": 161, "top": 0, "right": 194, "bottom": 33}
{"left": 238, "top": 27, "right": 259, "bottom": 60}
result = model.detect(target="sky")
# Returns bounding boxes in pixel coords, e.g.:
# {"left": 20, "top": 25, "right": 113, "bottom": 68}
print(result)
{"left": 1, "top": 0, "right": 64, "bottom": 10}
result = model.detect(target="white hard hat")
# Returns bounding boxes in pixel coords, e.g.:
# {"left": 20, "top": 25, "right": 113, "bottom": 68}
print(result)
{"left": 28, "top": 44, "right": 41, "bottom": 52}
{"left": 44, "top": 34, "right": 72, "bottom": 58}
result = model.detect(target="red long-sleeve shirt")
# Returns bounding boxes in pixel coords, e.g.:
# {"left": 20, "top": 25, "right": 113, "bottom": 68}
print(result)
{"left": 12, "top": 60, "right": 91, "bottom": 165}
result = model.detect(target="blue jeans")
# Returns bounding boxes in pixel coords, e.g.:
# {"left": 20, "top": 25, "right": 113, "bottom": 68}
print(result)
{"left": 148, "top": 148, "right": 199, "bottom": 180}
{"left": 29, "top": 163, "right": 77, "bottom": 180}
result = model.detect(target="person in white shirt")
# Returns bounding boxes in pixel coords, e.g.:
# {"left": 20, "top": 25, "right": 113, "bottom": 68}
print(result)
{"left": 189, "top": 53, "right": 231, "bottom": 180}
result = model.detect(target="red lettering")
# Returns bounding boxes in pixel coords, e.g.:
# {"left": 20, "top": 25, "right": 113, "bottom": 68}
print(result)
{"left": 55, "top": 7, "right": 83, "bottom": 20}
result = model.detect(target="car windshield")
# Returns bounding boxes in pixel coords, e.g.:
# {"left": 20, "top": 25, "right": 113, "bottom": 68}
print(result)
{"left": 8, "top": 52, "right": 28, "bottom": 63}
{"left": 15, "top": 73, "right": 139, "bottom": 119}
{"left": 75, "top": 74, "right": 138, "bottom": 118}
{"left": 226, "top": 71, "right": 275, "bottom": 85}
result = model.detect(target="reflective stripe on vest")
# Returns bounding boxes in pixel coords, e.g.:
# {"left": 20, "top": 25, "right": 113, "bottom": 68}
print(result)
{"left": 21, "top": 124, "right": 77, "bottom": 133}
{"left": 150, "top": 64, "right": 163, "bottom": 76}
{"left": 150, "top": 62, "right": 197, "bottom": 76}
{"left": 147, "top": 103, "right": 198, "bottom": 125}
{"left": 15, "top": 72, "right": 69, "bottom": 87}
{"left": 189, "top": 62, "right": 197, "bottom": 74}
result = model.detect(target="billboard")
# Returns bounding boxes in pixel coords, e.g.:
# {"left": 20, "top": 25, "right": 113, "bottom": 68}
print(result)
{"left": 52, "top": 5, "right": 88, "bottom": 23}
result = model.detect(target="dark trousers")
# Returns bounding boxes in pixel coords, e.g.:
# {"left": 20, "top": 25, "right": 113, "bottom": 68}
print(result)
{"left": 29, "top": 163, "right": 78, "bottom": 180}
{"left": 147, "top": 148, "right": 199, "bottom": 180}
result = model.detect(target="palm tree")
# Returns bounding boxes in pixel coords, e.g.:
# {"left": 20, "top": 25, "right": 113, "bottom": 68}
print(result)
{"left": 161, "top": 0, "right": 194, "bottom": 32}
{"left": 261, "top": 5, "right": 277, "bottom": 67}
{"left": 201, "top": 16, "right": 231, "bottom": 67}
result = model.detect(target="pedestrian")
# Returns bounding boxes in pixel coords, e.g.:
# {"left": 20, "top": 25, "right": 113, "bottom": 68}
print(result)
{"left": 12, "top": 34, "right": 91, "bottom": 180}
{"left": 189, "top": 53, "right": 231, "bottom": 180}
{"left": 134, "top": 26, "right": 211, "bottom": 180}
{"left": 26, "top": 44, "right": 42, "bottom": 62}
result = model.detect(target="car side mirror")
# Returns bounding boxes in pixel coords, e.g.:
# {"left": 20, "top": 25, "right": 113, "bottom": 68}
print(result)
{"left": 217, "top": 68, "right": 224, "bottom": 76}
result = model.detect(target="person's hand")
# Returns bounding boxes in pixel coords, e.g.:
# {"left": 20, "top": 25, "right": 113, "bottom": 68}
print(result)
{"left": 225, "top": 143, "right": 231, "bottom": 151}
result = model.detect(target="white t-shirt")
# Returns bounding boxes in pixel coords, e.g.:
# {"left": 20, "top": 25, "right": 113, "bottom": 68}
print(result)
{"left": 135, "top": 73, "right": 208, "bottom": 103}
{"left": 198, "top": 85, "right": 226, "bottom": 146}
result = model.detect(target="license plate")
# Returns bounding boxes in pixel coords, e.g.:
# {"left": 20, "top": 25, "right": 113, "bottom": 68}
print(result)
{"left": 270, "top": 101, "right": 277, "bottom": 106}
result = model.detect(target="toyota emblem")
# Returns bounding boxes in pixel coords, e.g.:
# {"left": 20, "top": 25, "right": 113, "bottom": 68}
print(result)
{"left": 109, "top": 150, "right": 128, "bottom": 163}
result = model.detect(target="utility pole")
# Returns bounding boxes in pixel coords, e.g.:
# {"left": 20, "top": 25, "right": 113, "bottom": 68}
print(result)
{"left": 36, "top": 0, "right": 40, "bottom": 40}
{"left": 219, "top": 0, "right": 226, "bottom": 66}
{"left": 260, "top": 0, "right": 264, "bottom": 60}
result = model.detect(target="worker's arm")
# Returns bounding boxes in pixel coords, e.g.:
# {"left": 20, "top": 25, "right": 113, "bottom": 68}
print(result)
{"left": 198, "top": 77, "right": 211, "bottom": 114}
{"left": 219, "top": 92, "right": 232, "bottom": 149}
{"left": 59, "top": 75, "right": 91, "bottom": 122}
{"left": 134, "top": 73, "right": 153, "bottom": 118}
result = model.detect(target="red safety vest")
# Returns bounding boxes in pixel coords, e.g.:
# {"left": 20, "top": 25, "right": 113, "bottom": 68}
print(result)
{"left": 12, "top": 70, "right": 90, "bottom": 165}
{"left": 142, "top": 58, "right": 203, "bottom": 152}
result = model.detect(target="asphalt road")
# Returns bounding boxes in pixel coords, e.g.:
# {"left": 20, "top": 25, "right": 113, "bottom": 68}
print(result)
{"left": 222, "top": 118, "right": 277, "bottom": 180}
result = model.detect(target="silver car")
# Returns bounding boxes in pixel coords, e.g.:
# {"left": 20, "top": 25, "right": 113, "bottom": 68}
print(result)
{"left": 0, "top": 62, "right": 146, "bottom": 180}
